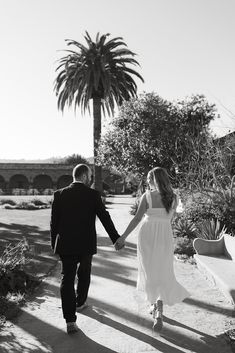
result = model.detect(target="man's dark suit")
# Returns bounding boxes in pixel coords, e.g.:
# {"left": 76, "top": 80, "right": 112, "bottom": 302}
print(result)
{"left": 50, "top": 182, "right": 120, "bottom": 323}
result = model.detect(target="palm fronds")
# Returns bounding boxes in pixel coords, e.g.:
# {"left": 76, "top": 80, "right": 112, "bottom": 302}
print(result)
{"left": 54, "top": 32, "right": 144, "bottom": 115}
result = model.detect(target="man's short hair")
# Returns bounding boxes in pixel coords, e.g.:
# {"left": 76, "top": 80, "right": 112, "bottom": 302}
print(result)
{"left": 73, "top": 164, "right": 90, "bottom": 180}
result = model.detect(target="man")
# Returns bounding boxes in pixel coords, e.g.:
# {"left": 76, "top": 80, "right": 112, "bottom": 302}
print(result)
{"left": 50, "top": 164, "right": 121, "bottom": 334}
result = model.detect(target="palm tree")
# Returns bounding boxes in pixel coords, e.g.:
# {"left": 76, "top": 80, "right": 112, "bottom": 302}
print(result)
{"left": 54, "top": 31, "right": 144, "bottom": 192}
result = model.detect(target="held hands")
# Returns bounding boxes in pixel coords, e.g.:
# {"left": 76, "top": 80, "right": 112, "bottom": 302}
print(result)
{"left": 114, "top": 235, "right": 126, "bottom": 251}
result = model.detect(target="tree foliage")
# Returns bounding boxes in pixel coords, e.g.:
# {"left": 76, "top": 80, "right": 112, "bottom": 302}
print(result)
{"left": 54, "top": 31, "right": 144, "bottom": 191}
{"left": 59, "top": 154, "right": 89, "bottom": 165}
{"left": 182, "top": 134, "right": 235, "bottom": 191}
{"left": 50, "top": 154, "right": 89, "bottom": 165}
{"left": 54, "top": 32, "right": 144, "bottom": 116}
{"left": 98, "top": 92, "right": 216, "bottom": 182}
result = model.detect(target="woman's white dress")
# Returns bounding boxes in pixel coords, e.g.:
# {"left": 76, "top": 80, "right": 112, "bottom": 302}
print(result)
{"left": 137, "top": 190, "right": 190, "bottom": 305}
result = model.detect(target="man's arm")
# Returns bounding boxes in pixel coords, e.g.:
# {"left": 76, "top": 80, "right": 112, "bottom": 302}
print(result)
{"left": 50, "top": 191, "right": 60, "bottom": 251}
{"left": 95, "top": 193, "right": 120, "bottom": 244}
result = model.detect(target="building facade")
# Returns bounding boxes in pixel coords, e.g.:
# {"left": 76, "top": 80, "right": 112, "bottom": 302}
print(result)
{"left": 0, "top": 163, "right": 111, "bottom": 195}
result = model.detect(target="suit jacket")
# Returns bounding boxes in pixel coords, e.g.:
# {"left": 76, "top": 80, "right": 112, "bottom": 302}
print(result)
{"left": 50, "top": 182, "right": 119, "bottom": 255}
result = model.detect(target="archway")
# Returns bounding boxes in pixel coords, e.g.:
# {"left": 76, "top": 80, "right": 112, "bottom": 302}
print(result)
{"left": 33, "top": 175, "right": 53, "bottom": 190}
{"left": 57, "top": 175, "right": 73, "bottom": 189}
{"left": 0, "top": 175, "right": 6, "bottom": 191}
{"left": 9, "top": 174, "right": 29, "bottom": 189}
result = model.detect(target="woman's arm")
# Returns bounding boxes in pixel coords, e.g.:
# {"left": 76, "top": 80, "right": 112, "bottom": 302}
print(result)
{"left": 171, "top": 193, "right": 179, "bottom": 219}
{"left": 121, "top": 193, "right": 147, "bottom": 240}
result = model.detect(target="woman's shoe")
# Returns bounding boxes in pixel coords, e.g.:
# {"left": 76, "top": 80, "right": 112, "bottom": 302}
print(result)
{"left": 152, "top": 300, "right": 163, "bottom": 331}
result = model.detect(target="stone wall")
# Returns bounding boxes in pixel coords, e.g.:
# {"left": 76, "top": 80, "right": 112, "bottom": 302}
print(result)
{"left": 0, "top": 163, "right": 112, "bottom": 194}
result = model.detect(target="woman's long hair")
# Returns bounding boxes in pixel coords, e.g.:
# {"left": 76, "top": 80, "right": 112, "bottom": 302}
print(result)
{"left": 149, "top": 167, "right": 174, "bottom": 213}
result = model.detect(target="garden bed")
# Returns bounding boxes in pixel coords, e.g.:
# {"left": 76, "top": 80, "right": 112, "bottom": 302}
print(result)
{"left": 0, "top": 206, "right": 57, "bottom": 327}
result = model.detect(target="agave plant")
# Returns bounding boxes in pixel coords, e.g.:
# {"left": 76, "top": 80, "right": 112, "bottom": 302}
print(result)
{"left": 195, "top": 219, "right": 227, "bottom": 240}
{"left": 173, "top": 217, "right": 197, "bottom": 239}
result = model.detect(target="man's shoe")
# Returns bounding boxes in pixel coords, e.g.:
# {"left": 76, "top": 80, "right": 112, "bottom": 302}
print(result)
{"left": 76, "top": 302, "right": 88, "bottom": 311}
{"left": 66, "top": 322, "right": 79, "bottom": 334}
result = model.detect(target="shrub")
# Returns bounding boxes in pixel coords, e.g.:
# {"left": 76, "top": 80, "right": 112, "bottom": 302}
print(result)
{"left": 130, "top": 198, "right": 139, "bottom": 215}
{"left": 0, "top": 238, "right": 29, "bottom": 295}
{"left": 0, "top": 238, "right": 29, "bottom": 271}
{"left": 17, "top": 202, "right": 39, "bottom": 210}
{"left": 2, "top": 204, "right": 17, "bottom": 209}
{"left": 207, "top": 187, "right": 235, "bottom": 235}
{"left": 174, "top": 237, "right": 195, "bottom": 256}
{"left": 0, "top": 239, "right": 41, "bottom": 325}
{"left": 0, "top": 292, "right": 26, "bottom": 325}
{"left": 28, "top": 189, "right": 40, "bottom": 195}
{"left": 1, "top": 199, "right": 51, "bottom": 210}
{"left": 0, "top": 199, "right": 16, "bottom": 206}
{"left": 174, "top": 254, "right": 196, "bottom": 264}
{"left": 173, "top": 217, "right": 197, "bottom": 239}
{"left": 31, "top": 198, "right": 48, "bottom": 206}
{"left": 2, "top": 201, "right": 49, "bottom": 210}
{"left": 43, "top": 189, "right": 53, "bottom": 195}
{"left": 183, "top": 191, "right": 235, "bottom": 236}
{"left": 12, "top": 189, "right": 27, "bottom": 196}
{"left": 183, "top": 195, "right": 214, "bottom": 223}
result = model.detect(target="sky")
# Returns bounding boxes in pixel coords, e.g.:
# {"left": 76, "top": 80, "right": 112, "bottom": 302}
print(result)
{"left": 0, "top": 0, "right": 235, "bottom": 160}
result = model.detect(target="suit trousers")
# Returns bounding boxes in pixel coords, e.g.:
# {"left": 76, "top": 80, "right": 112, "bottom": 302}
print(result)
{"left": 59, "top": 254, "right": 92, "bottom": 323}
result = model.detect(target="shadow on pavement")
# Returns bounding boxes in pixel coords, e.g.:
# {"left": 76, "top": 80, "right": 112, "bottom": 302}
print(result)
{"left": 0, "top": 310, "right": 118, "bottom": 353}
{"left": 92, "top": 261, "right": 136, "bottom": 287}
{"left": 82, "top": 298, "right": 230, "bottom": 353}
{"left": 80, "top": 305, "right": 185, "bottom": 353}
{"left": 161, "top": 325, "right": 227, "bottom": 353}
{"left": 164, "top": 316, "right": 213, "bottom": 337}
{"left": 93, "top": 244, "right": 136, "bottom": 286}
{"left": 81, "top": 304, "right": 225, "bottom": 353}
{"left": 184, "top": 297, "right": 235, "bottom": 317}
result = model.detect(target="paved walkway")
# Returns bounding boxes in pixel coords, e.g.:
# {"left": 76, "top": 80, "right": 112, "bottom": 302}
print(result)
{"left": 0, "top": 195, "right": 234, "bottom": 353}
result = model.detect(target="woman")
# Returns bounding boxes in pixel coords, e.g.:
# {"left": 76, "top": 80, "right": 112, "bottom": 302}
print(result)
{"left": 116, "top": 167, "right": 189, "bottom": 331}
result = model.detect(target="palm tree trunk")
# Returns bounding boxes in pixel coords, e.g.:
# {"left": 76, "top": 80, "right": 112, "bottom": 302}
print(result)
{"left": 93, "top": 97, "right": 103, "bottom": 193}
